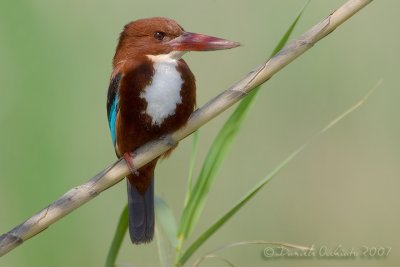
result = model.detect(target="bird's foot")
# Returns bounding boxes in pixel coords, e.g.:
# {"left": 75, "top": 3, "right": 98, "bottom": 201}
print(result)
{"left": 123, "top": 152, "right": 139, "bottom": 176}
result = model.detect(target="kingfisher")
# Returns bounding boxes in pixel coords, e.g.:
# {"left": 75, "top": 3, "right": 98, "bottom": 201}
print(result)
{"left": 106, "top": 17, "right": 239, "bottom": 244}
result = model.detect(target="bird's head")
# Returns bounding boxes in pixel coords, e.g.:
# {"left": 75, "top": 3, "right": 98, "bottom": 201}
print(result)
{"left": 113, "top": 17, "right": 240, "bottom": 66}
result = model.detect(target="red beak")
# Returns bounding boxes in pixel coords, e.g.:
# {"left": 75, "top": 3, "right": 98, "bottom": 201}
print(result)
{"left": 168, "top": 31, "right": 240, "bottom": 51}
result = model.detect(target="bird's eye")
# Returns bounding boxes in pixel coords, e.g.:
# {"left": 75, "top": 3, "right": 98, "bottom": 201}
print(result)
{"left": 154, "top": 31, "right": 166, "bottom": 41}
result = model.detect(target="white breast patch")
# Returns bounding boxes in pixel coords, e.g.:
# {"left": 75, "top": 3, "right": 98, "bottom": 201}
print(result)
{"left": 140, "top": 54, "right": 184, "bottom": 126}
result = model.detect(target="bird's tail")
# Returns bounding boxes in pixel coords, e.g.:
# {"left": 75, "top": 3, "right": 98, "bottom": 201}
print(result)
{"left": 127, "top": 177, "right": 154, "bottom": 244}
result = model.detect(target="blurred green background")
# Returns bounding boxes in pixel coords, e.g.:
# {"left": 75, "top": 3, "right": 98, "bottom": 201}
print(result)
{"left": 1, "top": 0, "right": 399, "bottom": 266}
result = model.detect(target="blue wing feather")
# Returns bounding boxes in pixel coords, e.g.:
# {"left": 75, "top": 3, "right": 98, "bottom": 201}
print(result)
{"left": 108, "top": 96, "right": 118, "bottom": 145}
{"left": 107, "top": 73, "right": 122, "bottom": 148}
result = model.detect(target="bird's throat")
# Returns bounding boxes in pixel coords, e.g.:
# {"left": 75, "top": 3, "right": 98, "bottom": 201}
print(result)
{"left": 140, "top": 54, "right": 184, "bottom": 126}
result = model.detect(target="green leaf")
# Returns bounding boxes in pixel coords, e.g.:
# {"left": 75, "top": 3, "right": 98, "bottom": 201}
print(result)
{"left": 177, "top": 89, "right": 256, "bottom": 242}
{"left": 155, "top": 195, "right": 178, "bottom": 248}
{"left": 176, "top": 0, "right": 310, "bottom": 250}
{"left": 193, "top": 241, "right": 311, "bottom": 267}
{"left": 271, "top": 0, "right": 310, "bottom": 57}
{"left": 105, "top": 205, "right": 128, "bottom": 267}
{"left": 156, "top": 224, "right": 173, "bottom": 267}
{"left": 177, "top": 79, "right": 380, "bottom": 266}
{"left": 183, "top": 130, "right": 200, "bottom": 207}
{"left": 178, "top": 144, "right": 304, "bottom": 266}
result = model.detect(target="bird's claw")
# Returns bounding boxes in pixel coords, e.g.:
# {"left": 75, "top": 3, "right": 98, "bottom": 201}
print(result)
{"left": 123, "top": 152, "right": 139, "bottom": 176}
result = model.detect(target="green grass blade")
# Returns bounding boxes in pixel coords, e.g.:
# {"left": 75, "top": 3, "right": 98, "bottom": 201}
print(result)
{"left": 178, "top": 147, "right": 302, "bottom": 266}
{"left": 271, "top": 0, "right": 310, "bottom": 56}
{"left": 105, "top": 205, "right": 128, "bottom": 267}
{"left": 194, "top": 254, "right": 236, "bottom": 267}
{"left": 183, "top": 130, "right": 200, "bottom": 207}
{"left": 177, "top": 89, "right": 256, "bottom": 241}
{"left": 194, "top": 241, "right": 311, "bottom": 267}
{"left": 156, "top": 224, "right": 173, "bottom": 267}
{"left": 177, "top": 1, "right": 309, "bottom": 248}
{"left": 177, "top": 81, "right": 380, "bottom": 266}
{"left": 155, "top": 195, "right": 178, "bottom": 248}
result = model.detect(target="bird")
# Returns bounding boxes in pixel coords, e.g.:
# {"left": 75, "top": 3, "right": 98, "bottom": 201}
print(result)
{"left": 106, "top": 17, "right": 239, "bottom": 244}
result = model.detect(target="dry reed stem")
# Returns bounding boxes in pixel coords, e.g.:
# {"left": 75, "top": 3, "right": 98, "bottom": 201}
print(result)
{"left": 0, "top": 0, "right": 373, "bottom": 257}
